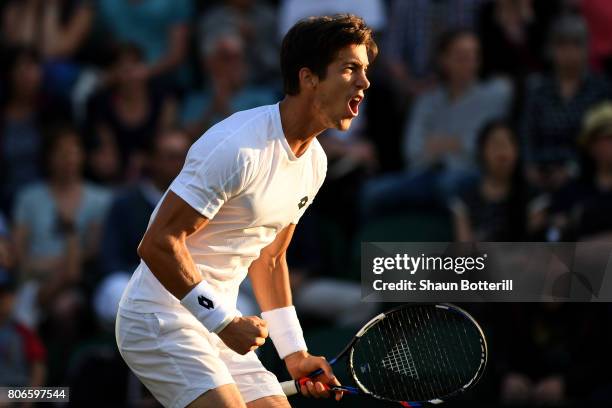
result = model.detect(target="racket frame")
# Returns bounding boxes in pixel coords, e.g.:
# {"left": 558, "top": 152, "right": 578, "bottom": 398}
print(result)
{"left": 283, "top": 303, "right": 488, "bottom": 406}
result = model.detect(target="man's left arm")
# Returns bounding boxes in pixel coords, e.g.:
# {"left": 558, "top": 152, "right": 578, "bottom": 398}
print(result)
{"left": 248, "top": 224, "right": 342, "bottom": 400}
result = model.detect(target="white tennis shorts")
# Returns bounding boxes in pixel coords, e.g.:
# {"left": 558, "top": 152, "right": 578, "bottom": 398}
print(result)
{"left": 115, "top": 307, "right": 284, "bottom": 408}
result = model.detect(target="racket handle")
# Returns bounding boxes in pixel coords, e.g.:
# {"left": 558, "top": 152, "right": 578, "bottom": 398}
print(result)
{"left": 281, "top": 367, "right": 324, "bottom": 396}
{"left": 280, "top": 378, "right": 332, "bottom": 396}
{"left": 280, "top": 380, "right": 300, "bottom": 396}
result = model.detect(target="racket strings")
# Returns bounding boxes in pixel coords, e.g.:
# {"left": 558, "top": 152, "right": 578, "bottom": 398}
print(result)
{"left": 351, "top": 305, "right": 485, "bottom": 402}
{"left": 422, "top": 307, "right": 447, "bottom": 395}
{"left": 381, "top": 339, "right": 418, "bottom": 379}
{"left": 437, "top": 309, "right": 462, "bottom": 388}
{"left": 385, "top": 320, "right": 406, "bottom": 401}
{"left": 452, "top": 310, "right": 475, "bottom": 386}
{"left": 391, "top": 311, "right": 418, "bottom": 398}
{"left": 409, "top": 307, "right": 438, "bottom": 398}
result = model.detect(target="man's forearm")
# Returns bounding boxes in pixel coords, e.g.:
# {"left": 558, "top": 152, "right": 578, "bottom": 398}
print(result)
{"left": 249, "top": 253, "right": 293, "bottom": 311}
{"left": 251, "top": 253, "right": 309, "bottom": 359}
{"left": 140, "top": 236, "right": 236, "bottom": 333}
{"left": 139, "top": 235, "right": 202, "bottom": 299}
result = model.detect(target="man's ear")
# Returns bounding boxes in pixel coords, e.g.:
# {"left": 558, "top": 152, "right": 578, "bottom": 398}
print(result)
{"left": 298, "top": 67, "right": 318, "bottom": 91}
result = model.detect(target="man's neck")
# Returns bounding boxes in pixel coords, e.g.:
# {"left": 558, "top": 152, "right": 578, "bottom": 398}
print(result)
{"left": 50, "top": 177, "right": 80, "bottom": 190}
{"left": 117, "top": 85, "right": 147, "bottom": 102}
{"left": 482, "top": 174, "right": 511, "bottom": 200}
{"left": 557, "top": 65, "right": 583, "bottom": 80}
{"left": 446, "top": 80, "right": 474, "bottom": 101}
{"left": 279, "top": 96, "right": 327, "bottom": 157}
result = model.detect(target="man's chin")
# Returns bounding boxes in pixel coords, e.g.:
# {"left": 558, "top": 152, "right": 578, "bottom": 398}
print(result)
{"left": 335, "top": 117, "right": 354, "bottom": 131}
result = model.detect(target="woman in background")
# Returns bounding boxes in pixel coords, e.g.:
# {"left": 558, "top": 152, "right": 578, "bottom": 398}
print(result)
{"left": 12, "top": 125, "right": 110, "bottom": 329}
{"left": 0, "top": 46, "right": 59, "bottom": 214}
{"left": 548, "top": 102, "right": 612, "bottom": 241}
{"left": 452, "top": 120, "right": 546, "bottom": 241}
{"left": 87, "top": 44, "right": 177, "bottom": 183}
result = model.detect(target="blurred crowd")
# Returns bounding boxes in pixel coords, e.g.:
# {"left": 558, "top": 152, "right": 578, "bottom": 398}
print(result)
{"left": 1, "top": 0, "right": 612, "bottom": 407}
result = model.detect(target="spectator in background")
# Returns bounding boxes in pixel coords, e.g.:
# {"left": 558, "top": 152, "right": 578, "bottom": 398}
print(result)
{"left": 547, "top": 103, "right": 612, "bottom": 241}
{"left": 0, "top": 271, "right": 46, "bottom": 388}
{"left": 451, "top": 120, "right": 546, "bottom": 242}
{"left": 100, "top": 128, "right": 190, "bottom": 278}
{"left": 580, "top": 0, "right": 612, "bottom": 75}
{"left": 478, "top": 0, "right": 560, "bottom": 80}
{"left": 0, "top": 212, "right": 14, "bottom": 273}
{"left": 0, "top": 0, "right": 93, "bottom": 60}
{"left": 88, "top": 44, "right": 177, "bottom": 183}
{"left": 278, "top": 0, "right": 386, "bottom": 40}
{"left": 1, "top": 210, "right": 47, "bottom": 389}
{"left": 96, "top": 0, "right": 193, "bottom": 88}
{"left": 495, "top": 303, "right": 605, "bottom": 406}
{"left": 361, "top": 30, "right": 511, "bottom": 217}
{"left": 384, "top": 0, "right": 487, "bottom": 99}
{"left": 404, "top": 30, "right": 512, "bottom": 175}
{"left": 0, "top": 47, "right": 49, "bottom": 214}
{"left": 181, "top": 33, "right": 277, "bottom": 137}
{"left": 12, "top": 125, "right": 111, "bottom": 329}
{"left": 0, "top": 0, "right": 95, "bottom": 102}
{"left": 199, "top": 0, "right": 279, "bottom": 85}
{"left": 477, "top": 0, "right": 562, "bottom": 117}
{"left": 521, "top": 14, "right": 612, "bottom": 192}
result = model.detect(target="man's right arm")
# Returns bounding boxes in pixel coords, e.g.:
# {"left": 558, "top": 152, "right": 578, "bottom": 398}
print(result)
{"left": 138, "top": 190, "right": 209, "bottom": 298}
{"left": 137, "top": 190, "right": 267, "bottom": 354}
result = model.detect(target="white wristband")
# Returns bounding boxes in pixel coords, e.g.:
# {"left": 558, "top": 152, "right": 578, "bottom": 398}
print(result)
{"left": 180, "top": 281, "right": 236, "bottom": 334}
{"left": 261, "top": 306, "right": 307, "bottom": 359}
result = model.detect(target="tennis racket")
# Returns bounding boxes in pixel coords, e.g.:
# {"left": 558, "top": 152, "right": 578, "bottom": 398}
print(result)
{"left": 280, "top": 303, "right": 487, "bottom": 407}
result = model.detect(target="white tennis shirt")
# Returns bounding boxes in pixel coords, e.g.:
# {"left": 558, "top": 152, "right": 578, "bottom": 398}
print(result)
{"left": 119, "top": 103, "right": 327, "bottom": 313}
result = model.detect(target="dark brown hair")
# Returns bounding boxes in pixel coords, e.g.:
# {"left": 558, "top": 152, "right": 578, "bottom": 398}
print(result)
{"left": 280, "top": 14, "right": 377, "bottom": 96}
{"left": 40, "top": 123, "right": 82, "bottom": 176}
{"left": 436, "top": 28, "right": 477, "bottom": 57}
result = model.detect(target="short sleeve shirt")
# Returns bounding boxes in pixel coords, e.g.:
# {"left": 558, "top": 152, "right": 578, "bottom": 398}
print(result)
{"left": 120, "top": 103, "right": 327, "bottom": 312}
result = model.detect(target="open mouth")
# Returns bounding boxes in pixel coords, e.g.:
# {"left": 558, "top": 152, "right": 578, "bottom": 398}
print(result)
{"left": 348, "top": 95, "right": 363, "bottom": 117}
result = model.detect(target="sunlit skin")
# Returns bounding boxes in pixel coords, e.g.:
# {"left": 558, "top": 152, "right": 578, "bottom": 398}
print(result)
{"left": 311, "top": 43, "right": 371, "bottom": 131}
{"left": 279, "top": 44, "right": 371, "bottom": 157}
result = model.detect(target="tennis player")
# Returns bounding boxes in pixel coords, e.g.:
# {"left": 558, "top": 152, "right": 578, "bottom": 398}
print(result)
{"left": 116, "top": 14, "right": 376, "bottom": 408}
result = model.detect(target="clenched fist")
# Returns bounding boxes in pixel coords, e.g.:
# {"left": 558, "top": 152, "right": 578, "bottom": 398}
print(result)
{"left": 218, "top": 316, "right": 268, "bottom": 355}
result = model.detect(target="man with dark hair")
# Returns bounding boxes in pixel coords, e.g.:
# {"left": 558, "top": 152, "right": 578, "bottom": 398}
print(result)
{"left": 116, "top": 14, "right": 375, "bottom": 408}
{"left": 521, "top": 14, "right": 612, "bottom": 191}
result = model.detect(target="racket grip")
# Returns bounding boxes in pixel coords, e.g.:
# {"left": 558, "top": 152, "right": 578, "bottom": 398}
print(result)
{"left": 280, "top": 380, "right": 300, "bottom": 396}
